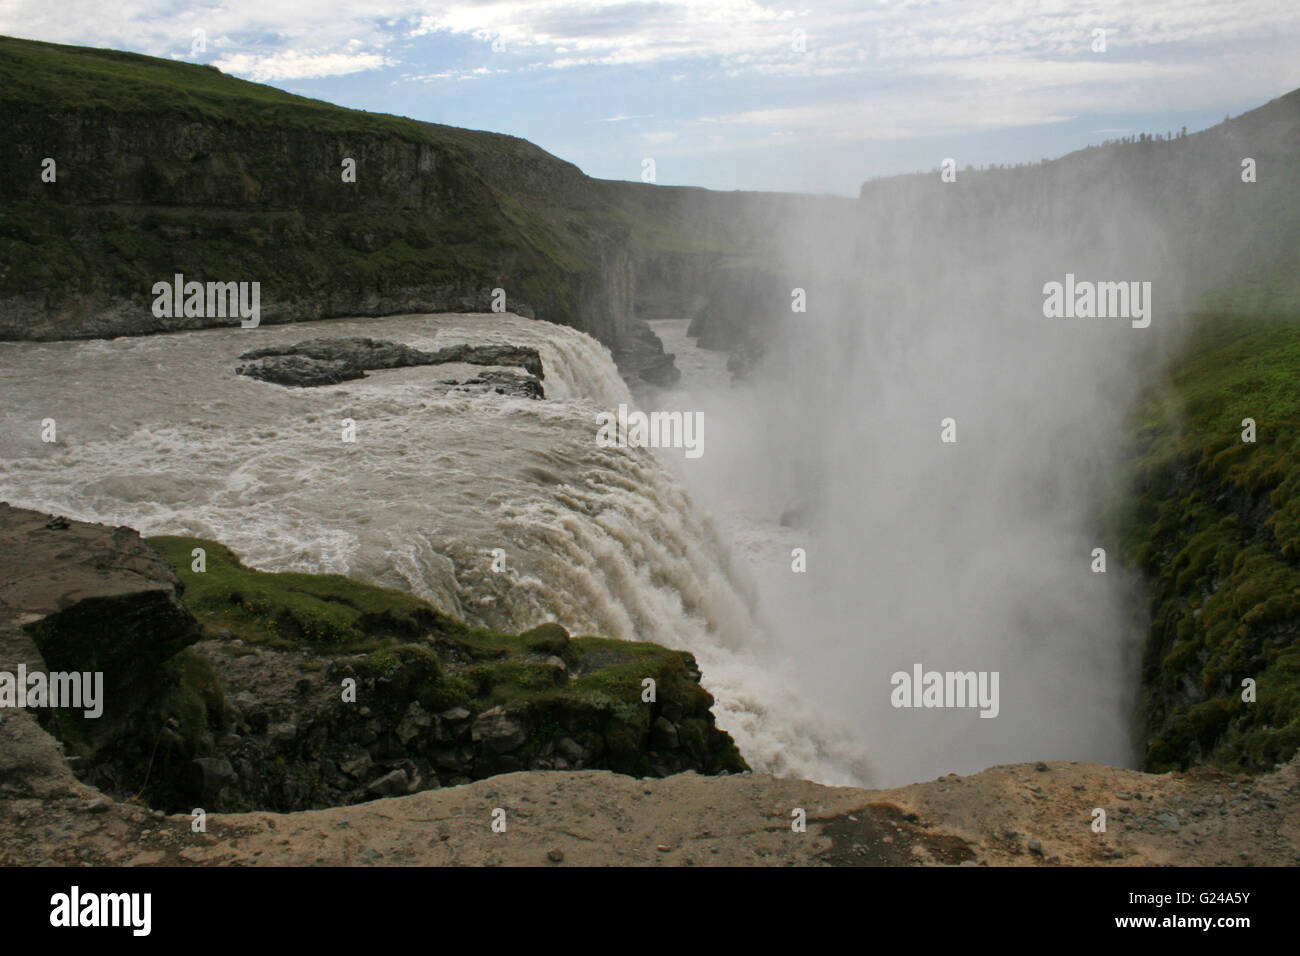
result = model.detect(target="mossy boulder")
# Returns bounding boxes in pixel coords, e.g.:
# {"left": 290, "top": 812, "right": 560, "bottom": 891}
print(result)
{"left": 520, "top": 622, "right": 569, "bottom": 654}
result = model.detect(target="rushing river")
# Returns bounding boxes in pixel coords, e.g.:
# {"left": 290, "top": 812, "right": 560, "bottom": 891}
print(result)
{"left": 0, "top": 312, "right": 869, "bottom": 784}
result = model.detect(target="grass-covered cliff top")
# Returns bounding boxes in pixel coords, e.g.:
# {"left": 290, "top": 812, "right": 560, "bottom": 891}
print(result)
{"left": 146, "top": 536, "right": 740, "bottom": 767}
{"left": 1122, "top": 312, "right": 1300, "bottom": 773}
{"left": 0, "top": 34, "right": 796, "bottom": 347}
{"left": 0, "top": 34, "right": 763, "bottom": 251}
{"left": 0, "top": 36, "right": 423, "bottom": 137}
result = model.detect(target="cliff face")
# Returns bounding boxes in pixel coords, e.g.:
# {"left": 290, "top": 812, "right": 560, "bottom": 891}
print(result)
{"left": 0, "top": 37, "right": 686, "bottom": 384}
{"left": 0, "top": 503, "right": 202, "bottom": 770}
{"left": 2, "top": 98, "right": 605, "bottom": 343}
{"left": 0, "top": 506, "right": 747, "bottom": 813}
{"left": 0, "top": 36, "right": 869, "bottom": 386}
{"left": 1120, "top": 315, "right": 1300, "bottom": 774}
{"left": 1, "top": 33, "right": 877, "bottom": 386}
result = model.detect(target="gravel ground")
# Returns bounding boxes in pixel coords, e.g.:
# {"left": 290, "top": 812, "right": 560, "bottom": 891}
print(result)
{"left": 4, "top": 746, "right": 1297, "bottom": 867}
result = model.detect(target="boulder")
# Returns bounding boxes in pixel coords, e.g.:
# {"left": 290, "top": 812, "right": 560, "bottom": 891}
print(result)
{"left": 396, "top": 702, "right": 433, "bottom": 746}
{"left": 650, "top": 717, "right": 680, "bottom": 751}
{"left": 190, "top": 757, "right": 236, "bottom": 799}
{"left": 338, "top": 746, "right": 373, "bottom": 780}
{"left": 556, "top": 736, "right": 588, "bottom": 764}
{"left": 471, "top": 706, "right": 528, "bottom": 754}
{"left": 365, "top": 769, "right": 409, "bottom": 796}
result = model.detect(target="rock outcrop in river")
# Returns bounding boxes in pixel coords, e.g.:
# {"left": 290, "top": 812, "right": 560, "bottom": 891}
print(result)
{"left": 235, "top": 337, "right": 546, "bottom": 396}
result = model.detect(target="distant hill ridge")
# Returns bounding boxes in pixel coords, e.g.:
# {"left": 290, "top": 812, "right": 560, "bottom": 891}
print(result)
{"left": 2, "top": 34, "right": 1298, "bottom": 364}
{"left": 0, "top": 34, "right": 811, "bottom": 380}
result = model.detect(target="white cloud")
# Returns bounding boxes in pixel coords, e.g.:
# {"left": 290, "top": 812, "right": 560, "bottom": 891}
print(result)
{"left": 5, "top": 1, "right": 1298, "bottom": 79}
{"left": 1, "top": 0, "right": 1296, "bottom": 138}
{"left": 0, "top": 0, "right": 408, "bottom": 78}
{"left": 214, "top": 50, "right": 391, "bottom": 81}
{"left": 408, "top": 65, "right": 499, "bottom": 82}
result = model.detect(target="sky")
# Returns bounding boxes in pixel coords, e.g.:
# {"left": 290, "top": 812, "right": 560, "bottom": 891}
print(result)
{"left": 3, "top": 0, "right": 1299, "bottom": 195}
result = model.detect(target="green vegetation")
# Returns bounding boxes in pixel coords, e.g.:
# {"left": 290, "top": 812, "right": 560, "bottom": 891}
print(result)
{"left": 145, "top": 535, "right": 747, "bottom": 775}
{"left": 1121, "top": 312, "right": 1300, "bottom": 772}
{"left": 148, "top": 536, "right": 447, "bottom": 650}
{"left": 149, "top": 647, "right": 227, "bottom": 756}
{"left": 0, "top": 34, "right": 763, "bottom": 340}
{"left": 0, "top": 36, "right": 467, "bottom": 139}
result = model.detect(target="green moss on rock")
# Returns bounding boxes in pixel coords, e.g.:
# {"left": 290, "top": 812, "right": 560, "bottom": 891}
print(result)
{"left": 144, "top": 535, "right": 751, "bottom": 785}
{"left": 150, "top": 646, "right": 226, "bottom": 757}
{"left": 148, "top": 536, "right": 447, "bottom": 649}
{"left": 520, "top": 622, "right": 569, "bottom": 654}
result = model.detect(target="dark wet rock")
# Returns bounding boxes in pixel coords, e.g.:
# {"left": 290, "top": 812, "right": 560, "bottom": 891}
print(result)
{"left": 426, "top": 343, "right": 543, "bottom": 379}
{"left": 235, "top": 337, "right": 545, "bottom": 396}
{"left": 637, "top": 352, "right": 681, "bottom": 387}
{"left": 472, "top": 706, "right": 528, "bottom": 754}
{"left": 235, "top": 354, "right": 366, "bottom": 387}
{"left": 441, "top": 368, "right": 545, "bottom": 399}
{"left": 613, "top": 319, "right": 680, "bottom": 388}
{"left": 190, "top": 757, "right": 236, "bottom": 798}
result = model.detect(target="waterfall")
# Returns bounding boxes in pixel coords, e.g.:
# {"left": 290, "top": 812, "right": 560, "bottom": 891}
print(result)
{"left": 0, "top": 311, "right": 871, "bottom": 785}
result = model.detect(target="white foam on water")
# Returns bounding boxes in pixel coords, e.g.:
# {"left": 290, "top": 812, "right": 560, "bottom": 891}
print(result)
{"left": 0, "top": 312, "right": 869, "bottom": 785}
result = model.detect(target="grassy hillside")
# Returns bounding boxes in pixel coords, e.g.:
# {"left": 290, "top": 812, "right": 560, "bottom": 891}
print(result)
{"left": 1122, "top": 312, "right": 1300, "bottom": 772}
{"left": 857, "top": 89, "right": 1300, "bottom": 315}
{"left": 0, "top": 35, "right": 783, "bottom": 351}
{"left": 0, "top": 37, "right": 575, "bottom": 335}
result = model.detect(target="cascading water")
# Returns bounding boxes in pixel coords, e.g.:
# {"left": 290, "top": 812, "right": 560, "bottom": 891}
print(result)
{"left": 645, "top": 195, "right": 1175, "bottom": 787}
{"left": 0, "top": 312, "right": 870, "bottom": 785}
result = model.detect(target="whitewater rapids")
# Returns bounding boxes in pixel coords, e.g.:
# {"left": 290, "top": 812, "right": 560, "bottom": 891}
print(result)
{"left": 0, "top": 312, "right": 869, "bottom": 785}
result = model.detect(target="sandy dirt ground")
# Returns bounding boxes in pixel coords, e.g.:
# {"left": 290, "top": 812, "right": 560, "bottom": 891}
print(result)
{"left": 4, "top": 748, "right": 1297, "bottom": 867}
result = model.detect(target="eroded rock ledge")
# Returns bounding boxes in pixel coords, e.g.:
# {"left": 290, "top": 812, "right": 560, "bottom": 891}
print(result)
{"left": 0, "top": 506, "right": 745, "bottom": 815}
{"left": 235, "top": 337, "right": 546, "bottom": 398}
